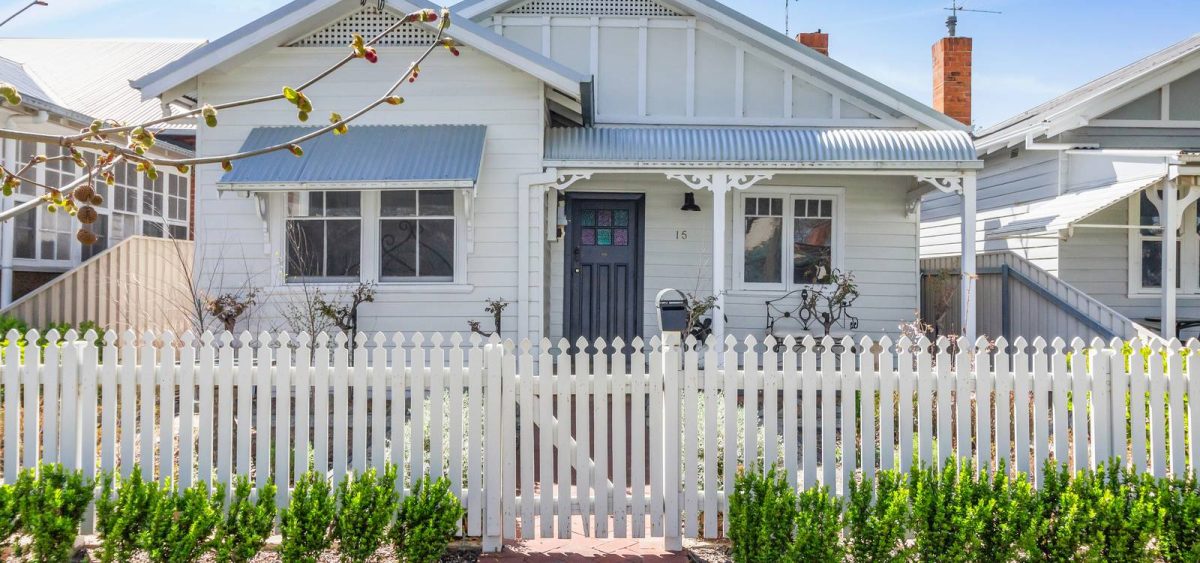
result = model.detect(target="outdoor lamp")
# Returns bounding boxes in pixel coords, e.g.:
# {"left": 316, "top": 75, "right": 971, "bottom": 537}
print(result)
{"left": 680, "top": 192, "right": 701, "bottom": 212}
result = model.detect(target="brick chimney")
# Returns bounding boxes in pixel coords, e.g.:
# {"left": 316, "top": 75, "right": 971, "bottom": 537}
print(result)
{"left": 797, "top": 30, "right": 829, "bottom": 56}
{"left": 932, "top": 36, "right": 972, "bottom": 126}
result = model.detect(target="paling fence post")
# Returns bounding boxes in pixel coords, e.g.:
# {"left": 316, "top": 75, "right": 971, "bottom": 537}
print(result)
{"left": 1107, "top": 337, "right": 1128, "bottom": 470}
{"left": 1012, "top": 337, "right": 1031, "bottom": 478}
{"left": 702, "top": 338, "right": 718, "bottom": 538}
{"left": 575, "top": 337, "right": 593, "bottom": 537}
{"left": 43, "top": 329, "right": 60, "bottom": 467}
{"left": 276, "top": 332, "right": 294, "bottom": 509}
{"left": 993, "top": 337, "right": 1011, "bottom": 471}
{"left": 60, "top": 330, "right": 80, "bottom": 474}
{"left": 517, "top": 339, "right": 536, "bottom": 538}
{"left": 974, "top": 336, "right": 992, "bottom": 472}
{"left": 1032, "top": 338, "right": 1051, "bottom": 486}
{"left": 1069, "top": 338, "right": 1089, "bottom": 473}
{"left": 934, "top": 338, "right": 952, "bottom": 468}
{"left": 1050, "top": 338, "right": 1069, "bottom": 468}
{"left": 448, "top": 333, "right": 465, "bottom": 528}
{"left": 1089, "top": 339, "right": 1110, "bottom": 470}
{"left": 916, "top": 337, "right": 933, "bottom": 469}
{"left": 781, "top": 336, "right": 798, "bottom": 489}
{"left": 536, "top": 337, "right": 555, "bottom": 538}
{"left": 481, "top": 334, "right": 503, "bottom": 553}
{"left": 662, "top": 334, "right": 682, "bottom": 552}
{"left": 554, "top": 338, "right": 572, "bottom": 539}
{"left": 21, "top": 330, "right": 40, "bottom": 473}
{"left": 78, "top": 331, "right": 99, "bottom": 532}
{"left": 681, "top": 336, "right": 699, "bottom": 539}
{"left": 1148, "top": 339, "right": 1167, "bottom": 479}
{"left": 629, "top": 337, "right": 647, "bottom": 539}
{"left": 820, "top": 336, "right": 836, "bottom": 489}
{"left": 879, "top": 336, "right": 896, "bottom": 474}
{"left": 4, "top": 330, "right": 21, "bottom": 482}
{"left": 648, "top": 336, "right": 665, "bottom": 538}
{"left": 859, "top": 336, "right": 877, "bottom": 485}
{"left": 138, "top": 331, "right": 156, "bottom": 481}
{"left": 954, "top": 340, "right": 971, "bottom": 463}
{"left": 158, "top": 332, "right": 177, "bottom": 485}
{"left": 1188, "top": 339, "right": 1200, "bottom": 478}
{"left": 840, "top": 336, "right": 857, "bottom": 499}
{"left": 1128, "top": 338, "right": 1148, "bottom": 473}
{"left": 612, "top": 336, "right": 629, "bottom": 539}
{"left": 593, "top": 338, "right": 610, "bottom": 538}
{"left": 721, "top": 336, "right": 738, "bottom": 538}
{"left": 178, "top": 332, "right": 197, "bottom": 492}
{"left": 897, "top": 337, "right": 915, "bottom": 475}
{"left": 1167, "top": 339, "right": 1186, "bottom": 479}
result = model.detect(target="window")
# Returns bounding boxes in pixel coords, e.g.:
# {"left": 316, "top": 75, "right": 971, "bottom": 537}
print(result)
{"left": 17, "top": 141, "right": 36, "bottom": 196}
{"left": 13, "top": 211, "right": 35, "bottom": 259}
{"left": 285, "top": 191, "right": 361, "bottom": 280}
{"left": 1131, "top": 191, "right": 1196, "bottom": 294}
{"left": 737, "top": 190, "right": 840, "bottom": 291}
{"left": 113, "top": 163, "right": 139, "bottom": 213}
{"left": 167, "top": 175, "right": 188, "bottom": 221}
{"left": 142, "top": 220, "right": 164, "bottom": 238}
{"left": 111, "top": 213, "right": 138, "bottom": 244}
{"left": 168, "top": 224, "right": 188, "bottom": 240}
{"left": 379, "top": 190, "right": 455, "bottom": 281}
{"left": 37, "top": 206, "right": 73, "bottom": 261}
{"left": 142, "top": 176, "right": 164, "bottom": 217}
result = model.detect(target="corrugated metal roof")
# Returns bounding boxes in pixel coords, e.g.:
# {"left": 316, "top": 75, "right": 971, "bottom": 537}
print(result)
{"left": 0, "top": 56, "right": 55, "bottom": 103}
{"left": 219, "top": 125, "right": 487, "bottom": 187}
{"left": 544, "top": 127, "right": 978, "bottom": 166}
{"left": 0, "top": 39, "right": 202, "bottom": 130}
{"left": 988, "top": 174, "right": 1165, "bottom": 238}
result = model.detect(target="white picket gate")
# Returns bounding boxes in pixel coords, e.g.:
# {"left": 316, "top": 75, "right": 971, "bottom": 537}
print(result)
{"left": 1, "top": 329, "right": 1198, "bottom": 552}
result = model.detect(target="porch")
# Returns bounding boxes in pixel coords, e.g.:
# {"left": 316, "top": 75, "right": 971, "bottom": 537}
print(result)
{"left": 522, "top": 127, "right": 982, "bottom": 349}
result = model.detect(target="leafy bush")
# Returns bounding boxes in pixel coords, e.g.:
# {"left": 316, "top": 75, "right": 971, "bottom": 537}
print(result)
{"left": 845, "top": 469, "right": 909, "bottom": 563}
{"left": 1081, "top": 463, "right": 1160, "bottom": 562}
{"left": 390, "top": 475, "right": 466, "bottom": 563}
{"left": 334, "top": 465, "right": 399, "bottom": 563}
{"left": 140, "top": 480, "right": 224, "bottom": 563}
{"left": 786, "top": 486, "right": 843, "bottom": 563}
{"left": 13, "top": 463, "right": 94, "bottom": 563}
{"left": 728, "top": 466, "right": 798, "bottom": 563}
{"left": 95, "top": 468, "right": 157, "bottom": 562}
{"left": 909, "top": 462, "right": 981, "bottom": 562}
{"left": 280, "top": 470, "right": 337, "bottom": 563}
{"left": 0, "top": 483, "right": 17, "bottom": 549}
{"left": 1032, "top": 462, "right": 1093, "bottom": 561}
{"left": 1157, "top": 473, "right": 1200, "bottom": 562}
{"left": 214, "top": 476, "right": 277, "bottom": 563}
{"left": 974, "top": 462, "right": 1038, "bottom": 563}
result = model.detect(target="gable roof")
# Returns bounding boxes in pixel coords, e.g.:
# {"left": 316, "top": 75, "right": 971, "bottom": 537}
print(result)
{"left": 976, "top": 34, "right": 1200, "bottom": 153}
{"left": 455, "top": 0, "right": 968, "bottom": 131}
{"left": 0, "top": 39, "right": 202, "bottom": 129}
{"left": 132, "top": 0, "right": 591, "bottom": 102}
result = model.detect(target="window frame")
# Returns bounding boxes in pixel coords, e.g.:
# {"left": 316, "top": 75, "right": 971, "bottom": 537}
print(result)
{"left": 377, "top": 189, "right": 458, "bottom": 283}
{"left": 733, "top": 187, "right": 845, "bottom": 293}
{"left": 284, "top": 191, "right": 364, "bottom": 283}
{"left": 1128, "top": 192, "right": 1200, "bottom": 297}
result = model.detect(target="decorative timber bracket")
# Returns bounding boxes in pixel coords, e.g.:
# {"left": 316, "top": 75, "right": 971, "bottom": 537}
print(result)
{"left": 550, "top": 173, "right": 593, "bottom": 191}
{"left": 907, "top": 175, "right": 966, "bottom": 217}
{"left": 665, "top": 172, "right": 775, "bottom": 193}
{"left": 1145, "top": 180, "right": 1200, "bottom": 232}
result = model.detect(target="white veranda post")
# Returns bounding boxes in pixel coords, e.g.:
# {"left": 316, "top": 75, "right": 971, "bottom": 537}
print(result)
{"left": 961, "top": 174, "right": 977, "bottom": 344}
{"left": 1146, "top": 171, "right": 1200, "bottom": 340}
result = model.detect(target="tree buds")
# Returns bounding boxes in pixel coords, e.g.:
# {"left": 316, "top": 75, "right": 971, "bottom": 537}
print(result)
{"left": 283, "top": 86, "right": 313, "bottom": 122}
{"left": 440, "top": 8, "right": 451, "bottom": 30}
{"left": 386, "top": 96, "right": 404, "bottom": 105}
{"left": 440, "top": 38, "right": 460, "bottom": 56}
{"left": 330, "top": 112, "right": 349, "bottom": 135}
{"left": 0, "top": 83, "right": 21, "bottom": 106}
{"left": 202, "top": 104, "right": 218, "bottom": 127}
{"left": 350, "top": 34, "right": 378, "bottom": 63}
{"left": 288, "top": 144, "right": 304, "bottom": 157}
{"left": 136, "top": 161, "right": 159, "bottom": 181}
{"left": 403, "top": 9, "right": 438, "bottom": 23}
{"left": 1, "top": 174, "right": 18, "bottom": 197}
{"left": 221, "top": 160, "right": 233, "bottom": 172}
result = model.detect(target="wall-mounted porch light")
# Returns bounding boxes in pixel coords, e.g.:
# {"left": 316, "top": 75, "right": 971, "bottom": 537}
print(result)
{"left": 680, "top": 192, "right": 701, "bottom": 212}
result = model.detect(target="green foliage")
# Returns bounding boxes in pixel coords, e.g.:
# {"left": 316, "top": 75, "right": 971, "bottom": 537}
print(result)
{"left": 140, "top": 480, "right": 225, "bottom": 563}
{"left": 0, "top": 483, "right": 18, "bottom": 549}
{"left": 845, "top": 469, "right": 909, "bottom": 563}
{"left": 13, "top": 463, "right": 94, "bottom": 563}
{"left": 390, "top": 475, "right": 466, "bottom": 563}
{"left": 1156, "top": 473, "right": 1200, "bottom": 563}
{"left": 95, "top": 468, "right": 156, "bottom": 562}
{"left": 727, "top": 466, "right": 798, "bottom": 563}
{"left": 334, "top": 465, "right": 399, "bottom": 563}
{"left": 1079, "top": 463, "right": 1160, "bottom": 563}
{"left": 974, "top": 461, "right": 1039, "bottom": 563}
{"left": 214, "top": 476, "right": 277, "bottom": 563}
{"left": 280, "top": 470, "right": 337, "bottom": 563}
{"left": 786, "top": 486, "right": 844, "bottom": 563}
{"left": 1030, "top": 462, "right": 1091, "bottom": 561}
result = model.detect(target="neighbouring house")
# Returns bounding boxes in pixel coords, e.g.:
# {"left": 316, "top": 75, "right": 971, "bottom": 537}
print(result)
{"left": 921, "top": 34, "right": 1200, "bottom": 343}
{"left": 133, "top": 0, "right": 982, "bottom": 346}
{"left": 0, "top": 39, "right": 204, "bottom": 331}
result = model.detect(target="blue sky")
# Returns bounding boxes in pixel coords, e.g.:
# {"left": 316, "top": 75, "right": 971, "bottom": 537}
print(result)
{"left": 1, "top": 0, "right": 1195, "bottom": 129}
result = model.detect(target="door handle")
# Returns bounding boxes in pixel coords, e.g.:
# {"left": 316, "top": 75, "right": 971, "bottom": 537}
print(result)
{"left": 573, "top": 247, "right": 581, "bottom": 273}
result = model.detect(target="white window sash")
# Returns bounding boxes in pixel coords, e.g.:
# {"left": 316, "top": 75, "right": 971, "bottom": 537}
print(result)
{"left": 733, "top": 187, "right": 844, "bottom": 293}
{"left": 1128, "top": 193, "right": 1200, "bottom": 297}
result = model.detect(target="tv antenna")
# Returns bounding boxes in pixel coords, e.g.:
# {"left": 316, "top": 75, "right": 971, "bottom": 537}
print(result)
{"left": 944, "top": 1, "right": 1000, "bottom": 37}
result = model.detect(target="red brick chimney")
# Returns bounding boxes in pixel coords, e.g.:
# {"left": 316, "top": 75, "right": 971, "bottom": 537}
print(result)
{"left": 932, "top": 36, "right": 972, "bottom": 126}
{"left": 797, "top": 30, "right": 829, "bottom": 56}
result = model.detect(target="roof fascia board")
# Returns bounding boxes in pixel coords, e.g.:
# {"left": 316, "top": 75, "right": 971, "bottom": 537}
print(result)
{"left": 458, "top": 0, "right": 965, "bottom": 130}
{"left": 133, "top": 0, "right": 341, "bottom": 99}
{"left": 543, "top": 159, "right": 984, "bottom": 170}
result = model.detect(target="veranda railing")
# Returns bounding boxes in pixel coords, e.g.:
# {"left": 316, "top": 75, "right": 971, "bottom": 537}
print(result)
{"left": 1, "top": 329, "right": 1196, "bottom": 551}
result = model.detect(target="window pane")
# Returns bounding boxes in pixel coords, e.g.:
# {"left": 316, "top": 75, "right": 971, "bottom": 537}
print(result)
{"left": 794, "top": 217, "right": 832, "bottom": 284}
{"left": 420, "top": 190, "right": 454, "bottom": 216}
{"left": 325, "top": 191, "right": 360, "bottom": 217}
{"left": 381, "top": 191, "right": 416, "bottom": 217}
{"left": 13, "top": 211, "right": 34, "bottom": 259}
{"left": 325, "top": 220, "right": 361, "bottom": 277}
{"left": 17, "top": 141, "right": 36, "bottom": 195}
{"left": 744, "top": 216, "right": 782, "bottom": 283}
{"left": 380, "top": 219, "right": 417, "bottom": 277}
{"left": 143, "top": 221, "right": 164, "bottom": 237}
{"left": 419, "top": 219, "right": 455, "bottom": 277}
{"left": 286, "top": 221, "right": 324, "bottom": 277}
{"left": 1141, "top": 239, "right": 1182, "bottom": 289}
{"left": 1141, "top": 192, "right": 1162, "bottom": 236}
{"left": 110, "top": 213, "right": 137, "bottom": 244}
{"left": 168, "top": 224, "right": 188, "bottom": 239}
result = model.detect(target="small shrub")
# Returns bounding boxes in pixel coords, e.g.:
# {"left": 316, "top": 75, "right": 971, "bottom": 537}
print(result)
{"left": 280, "top": 470, "right": 337, "bottom": 563}
{"left": 1032, "top": 462, "right": 1091, "bottom": 561}
{"left": 727, "top": 466, "right": 798, "bottom": 563}
{"left": 974, "top": 461, "right": 1039, "bottom": 563}
{"left": 95, "top": 468, "right": 157, "bottom": 562}
{"left": 909, "top": 461, "right": 979, "bottom": 562}
{"left": 1083, "top": 463, "right": 1160, "bottom": 562}
{"left": 334, "top": 465, "right": 399, "bottom": 563}
{"left": 1157, "top": 474, "right": 1200, "bottom": 562}
{"left": 0, "top": 482, "right": 18, "bottom": 549}
{"left": 214, "top": 476, "right": 277, "bottom": 563}
{"left": 390, "top": 475, "right": 466, "bottom": 563}
{"left": 140, "top": 480, "right": 225, "bottom": 563}
{"left": 845, "top": 469, "right": 909, "bottom": 563}
{"left": 786, "top": 486, "right": 843, "bottom": 563}
{"left": 13, "top": 463, "right": 94, "bottom": 562}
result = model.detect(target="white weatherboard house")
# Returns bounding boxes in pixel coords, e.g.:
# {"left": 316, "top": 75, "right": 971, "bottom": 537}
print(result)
{"left": 922, "top": 35, "right": 1200, "bottom": 343}
{"left": 134, "top": 0, "right": 982, "bottom": 347}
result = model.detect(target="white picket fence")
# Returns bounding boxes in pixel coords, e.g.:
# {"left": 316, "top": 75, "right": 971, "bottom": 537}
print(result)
{"left": 1, "top": 329, "right": 1198, "bottom": 551}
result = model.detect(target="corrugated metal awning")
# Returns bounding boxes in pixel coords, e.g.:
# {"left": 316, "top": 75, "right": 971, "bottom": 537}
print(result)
{"left": 544, "top": 127, "right": 979, "bottom": 169}
{"left": 218, "top": 125, "right": 487, "bottom": 190}
{"left": 989, "top": 174, "right": 1166, "bottom": 238}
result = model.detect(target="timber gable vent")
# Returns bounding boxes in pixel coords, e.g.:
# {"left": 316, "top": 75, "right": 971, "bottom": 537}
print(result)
{"left": 288, "top": 7, "right": 437, "bottom": 47}
{"left": 503, "top": 0, "right": 684, "bottom": 17}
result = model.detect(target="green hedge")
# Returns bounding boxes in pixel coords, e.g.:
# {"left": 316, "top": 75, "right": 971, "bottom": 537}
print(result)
{"left": 0, "top": 464, "right": 465, "bottom": 562}
{"left": 730, "top": 459, "right": 1200, "bottom": 563}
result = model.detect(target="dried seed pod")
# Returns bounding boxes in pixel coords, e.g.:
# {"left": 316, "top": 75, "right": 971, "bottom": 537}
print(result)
{"left": 76, "top": 228, "right": 98, "bottom": 245}
{"left": 90, "top": 194, "right": 104, "bottom": 206}
{"left": 73, "top": 184, "right": 95, "bottom": 202}
{"left": 77, "top": 205, "right": 98, "bottom": 225}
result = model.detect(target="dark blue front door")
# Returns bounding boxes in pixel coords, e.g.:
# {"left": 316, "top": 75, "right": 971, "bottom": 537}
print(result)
{"left": 564, "top": 194, "right": 644, "bottom": 350}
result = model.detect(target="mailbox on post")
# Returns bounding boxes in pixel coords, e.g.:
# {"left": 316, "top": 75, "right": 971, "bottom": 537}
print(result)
{"left": 656, "top": 288, "right": 690, "bottom": 335}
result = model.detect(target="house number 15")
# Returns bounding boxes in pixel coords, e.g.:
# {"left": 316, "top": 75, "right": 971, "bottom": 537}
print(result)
{"left": 675, "top": 230, "right": 688, "bottom": 240}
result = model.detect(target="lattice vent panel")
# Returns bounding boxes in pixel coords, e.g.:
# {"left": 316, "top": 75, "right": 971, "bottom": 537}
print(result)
{"left": 289, "top": 8, "right": 437, "bottom": 47}
{"left": 505, "top": 0, "right": 684, "bottom": 16}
